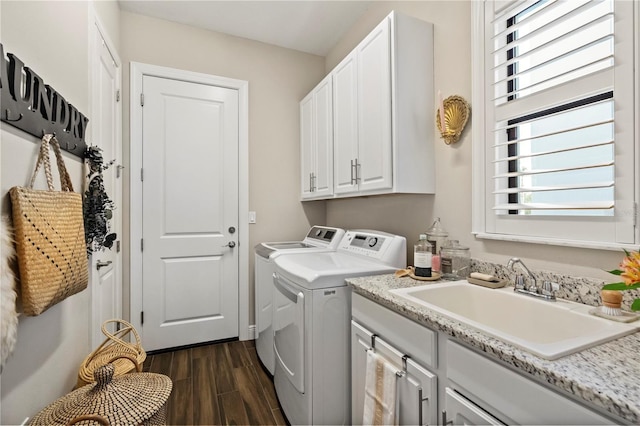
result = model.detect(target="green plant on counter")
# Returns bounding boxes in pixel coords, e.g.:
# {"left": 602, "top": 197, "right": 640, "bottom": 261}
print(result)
{"left": 602, "top": 248, "right": 640, "bottom": 311}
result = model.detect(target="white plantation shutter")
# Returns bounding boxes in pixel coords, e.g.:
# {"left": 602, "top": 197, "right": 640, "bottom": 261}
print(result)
{"left": 473, "top": 0, "right": 637, "bottom": 247}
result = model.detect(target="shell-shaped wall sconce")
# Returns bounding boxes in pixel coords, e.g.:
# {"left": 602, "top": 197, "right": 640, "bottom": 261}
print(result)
{"left": 436, "top": 95, "right": 470, "bottom": 145}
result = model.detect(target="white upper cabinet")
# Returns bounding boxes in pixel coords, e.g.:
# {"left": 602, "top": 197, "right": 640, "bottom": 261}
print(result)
{"left": 301, "top": 10, "right": 435, "bottom": 200}
{"left": 353, "top": 16, "right": 393, "bottom": 194}
{"left": 301, "top": 74, "right": 334, "bottom": 200}
{"left": 333, "top": 52, "right": 359, "bottom": 194}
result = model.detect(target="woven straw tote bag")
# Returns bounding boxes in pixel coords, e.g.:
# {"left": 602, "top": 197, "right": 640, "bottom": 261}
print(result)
{"left": 77, "top": 319, "right": 146, "bottom": 387}
{"left": 9, "top": 134, "right": 88, "bottom": 316}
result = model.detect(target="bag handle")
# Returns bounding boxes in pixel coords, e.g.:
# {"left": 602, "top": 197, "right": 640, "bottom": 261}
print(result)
{"left": 29, "top": 134, "right": 75, "bottom": 192}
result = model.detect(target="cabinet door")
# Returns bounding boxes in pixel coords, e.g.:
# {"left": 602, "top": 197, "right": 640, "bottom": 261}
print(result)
{"left": 300, "top": 76, "right": 333, "bottom": 200}
{"left": 312, "top": 76, "right": 334, "bottom": 198}
{"left": 333, "top": 52, "right": 359, "bottom": 195}
{"left": 300, "top": 93, "right": 315, "bottom": 199}
{"left": 444, "top": 388, "right": 504, "bottom": 426}
{"left": 357, "top": 16, "right": 393, "bottom": 193}
{"left": 351, "top": 321, "right": 437, "bottom": 426}
{"left": 401, "top": 358, "right": 438, "bottom": 426}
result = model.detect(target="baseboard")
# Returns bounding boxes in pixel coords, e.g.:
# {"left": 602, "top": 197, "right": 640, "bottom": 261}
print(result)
{"left": 247, "top": 324, "right": 256, "bottom": 340}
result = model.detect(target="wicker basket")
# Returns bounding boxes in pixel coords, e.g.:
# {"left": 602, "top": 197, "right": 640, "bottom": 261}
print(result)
{"left": 77, "top": 319, "right": 146, "bottom": 388}
{"left": 32, "top": 355, "right": 172, "bottom": 426}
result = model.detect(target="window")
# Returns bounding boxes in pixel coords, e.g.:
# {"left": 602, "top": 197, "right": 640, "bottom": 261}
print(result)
{"left": 472, "top": 0, "right": 638, "bottom": 249}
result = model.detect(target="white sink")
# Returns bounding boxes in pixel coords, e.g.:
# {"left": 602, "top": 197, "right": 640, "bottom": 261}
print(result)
{"left": 390, "top": 281, "right": 640, "bottom": 360}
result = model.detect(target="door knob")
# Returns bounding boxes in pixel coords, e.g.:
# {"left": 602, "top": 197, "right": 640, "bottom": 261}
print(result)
{"left": 222, "top": 241, "right": 236, "bottom": 248}
{"left": 96, "top": 260, "right": 112, "bottom": 270}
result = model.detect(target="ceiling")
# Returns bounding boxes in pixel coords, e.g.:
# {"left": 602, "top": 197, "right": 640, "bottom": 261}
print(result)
{"left": 118, "top": 1, "right": 373, "bottom": 56}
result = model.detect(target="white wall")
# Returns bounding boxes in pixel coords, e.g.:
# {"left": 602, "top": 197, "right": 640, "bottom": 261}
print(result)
{"left": 0, "top": 1, "right": 120, "bottom": 423}
{"left": 324, "top": 1, "right": 622, "bottom": 282}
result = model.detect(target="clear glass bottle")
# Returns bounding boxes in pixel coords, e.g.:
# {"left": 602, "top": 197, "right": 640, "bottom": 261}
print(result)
{"left": 440, "top": 240, "right": 470, "bottom": 280}
{"left": 425, "top": 217, "right": 448, "bottom": 274}
{"left": 414, "top": 234, "right": 432, "bottom": 277}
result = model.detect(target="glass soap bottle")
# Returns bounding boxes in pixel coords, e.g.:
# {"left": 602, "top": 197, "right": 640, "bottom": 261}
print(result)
{"left": 440, "top": 240, "right": 470, "bottom": 280}
{"left": 425, "top": 217, "right": 448, "bottom": 274}
{"left": 414, "top": 234, "right": 432, "bottom": 277}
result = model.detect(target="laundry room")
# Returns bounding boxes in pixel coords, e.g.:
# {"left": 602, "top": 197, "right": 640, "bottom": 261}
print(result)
{"left": 1, "top": 1, "right": 639, "bottom": 425}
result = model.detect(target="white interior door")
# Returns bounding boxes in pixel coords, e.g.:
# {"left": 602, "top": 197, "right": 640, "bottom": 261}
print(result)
{"left": 141, "top": 75, "right": 239, "bottom": 351}
{"left": 90, "top": 22, "right": 122, "bottom": 349}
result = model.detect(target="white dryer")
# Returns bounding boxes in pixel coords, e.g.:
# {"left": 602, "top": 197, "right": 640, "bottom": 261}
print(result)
{"left": 254, "top": 226, "right": 344, "bottom": 374}
{"left": 272, "top": 230, "right": 406, "bottom": 425}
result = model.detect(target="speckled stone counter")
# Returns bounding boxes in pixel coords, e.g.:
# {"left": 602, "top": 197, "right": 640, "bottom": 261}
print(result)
{"left": 347, "top": 274, "right": 640, "bottom": 424}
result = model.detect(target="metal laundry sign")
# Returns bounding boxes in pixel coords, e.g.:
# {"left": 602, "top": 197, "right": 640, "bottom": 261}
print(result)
{"left": 0, "top": 43, "right": 88, "bottom": 158}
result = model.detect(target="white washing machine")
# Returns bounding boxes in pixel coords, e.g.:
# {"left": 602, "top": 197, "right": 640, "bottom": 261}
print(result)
{"left": 254, "top": 226, "right": 345, "bottom": 374}
{"left": 272, "top": 230, "right": 406, "bottom": 425}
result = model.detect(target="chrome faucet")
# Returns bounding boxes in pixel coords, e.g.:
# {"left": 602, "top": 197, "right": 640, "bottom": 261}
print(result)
{"left": 507, "top": 257, "right": 556, "bottom": 301}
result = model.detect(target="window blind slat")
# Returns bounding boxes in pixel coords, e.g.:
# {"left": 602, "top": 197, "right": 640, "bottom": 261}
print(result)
{"left": 493, "top": 161, "right": 613, "bottom": 179}
{"left": 493, "top": 114, "right": 613, "bottom": 141}
{"left": 493, "top": 140, "right": 613, "bottom": 163}
{"left": 493, "top": 201, "right": 614, "bottom": 211}
{"left": 493, "top": 118, "right": 613, "bottom": 147}
{"left": 493, "top": 181, "right": 614, "bottom": 194}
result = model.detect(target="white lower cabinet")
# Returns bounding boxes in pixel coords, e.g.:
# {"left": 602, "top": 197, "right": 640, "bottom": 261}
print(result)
{"left": 443, "top": 388, "right": 503, "bottom": 426}
{"left": 446, "top": 340, "right": 614, "bottom": 425}
{"left": 351, "top": 292, "right": 623, "bottom": 426}
{"left": 351, "top": 321, "right": 438, "bottom": 426}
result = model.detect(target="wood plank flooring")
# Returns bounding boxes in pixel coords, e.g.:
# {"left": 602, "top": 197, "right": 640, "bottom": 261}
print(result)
{"left": 144, "top": 340, "right": 287, "bottom": 425}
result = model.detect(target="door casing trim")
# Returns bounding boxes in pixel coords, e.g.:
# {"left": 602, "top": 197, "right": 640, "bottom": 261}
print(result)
{"left": 129, "top": 62, "right": 250, "bottom": 341}
{"left": 89, "top": 8, "right": 123, "bottom": 349}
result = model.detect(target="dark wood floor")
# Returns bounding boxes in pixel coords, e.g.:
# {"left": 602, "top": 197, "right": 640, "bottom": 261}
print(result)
{"left": 143, "top": 339, "right": 287, "bottom": 425}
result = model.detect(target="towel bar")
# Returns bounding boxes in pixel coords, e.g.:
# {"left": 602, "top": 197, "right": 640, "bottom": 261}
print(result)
{"left": 365, "top": 334, "right": 409, "bottom": 377}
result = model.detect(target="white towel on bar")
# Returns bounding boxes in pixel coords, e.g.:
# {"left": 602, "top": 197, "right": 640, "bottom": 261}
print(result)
{"left": 363, "top": 349, "right": 398, "bottom": 426}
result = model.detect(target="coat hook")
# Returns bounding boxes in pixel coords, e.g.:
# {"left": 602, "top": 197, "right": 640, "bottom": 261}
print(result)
{"left": 6, "top": 109, "right": 23, "bottom": 122}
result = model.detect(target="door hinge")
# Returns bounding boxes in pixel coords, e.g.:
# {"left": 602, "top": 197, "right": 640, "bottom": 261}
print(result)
{"left": 140, "top": 168, "right": 144, "bottom": 181}
{"left": 140, "top": 93, "right": 144, "bottom": 106}
{"left": 141, "top": 238, "right": 144, "bottom": 252}
{"left": 116, "top": 90, "right": 120, "bottom": 102}
{"left": 140, "top": 311, "right": 144, "bottom": 325}
{"left": 116, "top": 240, "right": 121, "bottom": 253}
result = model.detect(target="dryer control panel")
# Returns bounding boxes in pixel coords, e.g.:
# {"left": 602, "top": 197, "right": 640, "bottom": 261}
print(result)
{"left": 304, "top": 226, "right": 345, "bottom": 246}
{"left": 338, "top": 230, "right": 406, "bottom": 267}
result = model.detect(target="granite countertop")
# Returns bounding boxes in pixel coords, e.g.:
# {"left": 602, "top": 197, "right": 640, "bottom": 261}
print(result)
{"left": 347, "top": 274, "right": 640, "bottom": 424}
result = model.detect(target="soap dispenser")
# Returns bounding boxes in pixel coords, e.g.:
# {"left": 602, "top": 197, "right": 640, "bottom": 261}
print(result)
{"left": 414, "top": 234, "right": 432, "bottom": 277}
{"left": 426, "top": 217, "right": 448, "bottom": 273}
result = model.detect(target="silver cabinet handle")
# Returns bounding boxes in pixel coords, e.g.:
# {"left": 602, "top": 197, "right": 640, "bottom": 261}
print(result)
{"left": 351, "top": 158, "right": 360, "bottom": 184}
{"left": 418, "top": 387, "right": 424, "bottom": 426}
{"left": 96, "top": 260, "right": 112, "bottom": 270}
{"left": 442, "top": 410, "right": 453, "bottom": 425}
{"left": 350, "top": 159, "right": 355, "bottom": 184}
{"left": 222, "top": 241, "right": 236, "bottom": 248}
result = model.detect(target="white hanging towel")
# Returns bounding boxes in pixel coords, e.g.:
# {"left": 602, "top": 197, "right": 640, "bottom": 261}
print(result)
{"left": 363, "top": 349, "right": 398, "bottom": 425}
